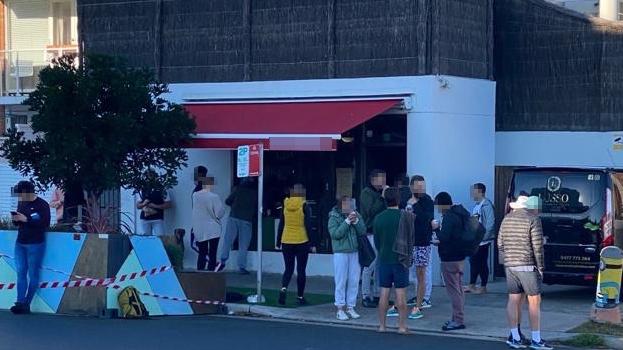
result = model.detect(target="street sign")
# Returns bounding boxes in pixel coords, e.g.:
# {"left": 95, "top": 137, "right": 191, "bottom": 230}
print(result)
{"left": 237, "top": 144, "right": 262, "bottom": 178}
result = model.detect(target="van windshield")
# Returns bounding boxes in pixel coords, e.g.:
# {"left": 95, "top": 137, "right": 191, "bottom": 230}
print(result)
{"left": 513, "top": 172, "right": 605, "bottom": 214}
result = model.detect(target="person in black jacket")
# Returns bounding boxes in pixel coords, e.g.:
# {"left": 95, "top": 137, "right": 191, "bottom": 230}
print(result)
{"left": 408, "top": 175, "right": 435, "bottom": 319}
{"left": 10, "top": 181, "right": 51, "bottom": 315}
{"left": 433, "top": 192, "right": 470, "bottom": 331}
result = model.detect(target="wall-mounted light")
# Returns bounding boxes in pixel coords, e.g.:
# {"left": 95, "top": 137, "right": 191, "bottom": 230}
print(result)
{"left": 341, "top": 136, "right": 354, "bottom": 143}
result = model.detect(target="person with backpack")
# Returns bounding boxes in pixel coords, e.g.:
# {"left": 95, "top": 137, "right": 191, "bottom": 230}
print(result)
{"left": 465, "top": 183, "right": 496, "bottom": 294}
{"left": 276, "top": 183, "right": 317, "bottom": 306}
{"left": 433, "top": 192, "right": 471, "bottom": 331}
{"left": 192, "top": 175, "right": 225, "bottom": 271}
{"left": 328, "top": 196, "right": 366, "bottom": 321}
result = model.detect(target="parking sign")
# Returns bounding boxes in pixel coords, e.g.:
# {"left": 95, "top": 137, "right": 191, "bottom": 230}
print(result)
{"left": 237, "top": 144, "right": 262, "bottom": 178}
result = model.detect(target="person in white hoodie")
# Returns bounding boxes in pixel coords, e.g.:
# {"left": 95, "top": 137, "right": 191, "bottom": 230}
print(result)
{"left": 192, "top": 176, "right": 225, "bottom": 271}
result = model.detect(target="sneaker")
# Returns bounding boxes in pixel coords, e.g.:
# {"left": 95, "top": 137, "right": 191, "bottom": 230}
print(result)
{"left": 386, "top": 307, "right": 399, "bottom": 317}
{"left": 214, "top": 262, "right": 226, "bottom": 272}
{"left": 362, "top": 297, "right": 377, "bottom": 308}
{"left": 238, "top": 268, "right": 250, "bottom": 275}
{"left": 278, "top": 289, "right": 287, "bottom": 305}
{"left": 529, "top": 340, "right": 553, "bottom": 350}
{"left": 421, "top": 299, "right": 432, "bottom": 309}
{"left": 336, "top": 310, "right": 349, "bottom": 321}
{"left": 472, "top": 286, "right": 487, "bottom": 295}
{"left": 442, "top": 321, "right": 466, "bottom": 331}
{"left": 297, "top": 297, "right": 308, "bottom": 306}
{"left": 463, "top": 284, "right": 475, "bottom": 293}
{"left": 408, "top": 309, "right": 424, "bottom": 320}
{"left": 10, "top": 303, "right": 29, "bottom": 315}
{"left": 346, "top": 308, "right": 361, "bottom": 319}
{"left": 506, "top": 338, "right": 527, "bottom": 349}
{"left": 407, "top": 297, "right": 417, "bottom": 306}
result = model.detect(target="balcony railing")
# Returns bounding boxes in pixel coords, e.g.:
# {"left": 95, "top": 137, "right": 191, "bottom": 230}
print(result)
{"left": 0, "top": 47, "right": 78, "bottom": 96}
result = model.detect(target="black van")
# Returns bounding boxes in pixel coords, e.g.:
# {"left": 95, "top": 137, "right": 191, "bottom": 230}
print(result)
{"left": 507, "top": 168, "right": 623, "bottom": 286}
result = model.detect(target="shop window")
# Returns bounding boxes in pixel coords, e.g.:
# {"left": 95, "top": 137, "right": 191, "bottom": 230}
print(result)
{"left": 51, "top": 1, "right": 72, "bottom": 46}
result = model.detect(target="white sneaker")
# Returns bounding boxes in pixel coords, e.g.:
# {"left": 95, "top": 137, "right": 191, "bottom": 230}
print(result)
{"left": 336, "top": 310, "right": 349, "bottom": 321}
{"left": 346, "top": 308, "right": 361, "bottom": 319}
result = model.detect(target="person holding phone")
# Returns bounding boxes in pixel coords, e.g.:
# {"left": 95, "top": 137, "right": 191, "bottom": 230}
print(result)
{"left": 9, "top": 181, "right": 51, "bottom": 315}
{"left": 276, "top": 183, "right": 317, "bottom": 306}
{"left": 328, "top": 196, "right": 366, "bottom": 321}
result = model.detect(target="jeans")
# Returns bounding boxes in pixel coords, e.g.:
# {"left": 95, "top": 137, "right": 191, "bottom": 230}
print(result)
{"left": 441, "top": 261, "right": 465, "bottom": 325}
{"left": 469, "top": 243, "right": 490, "bottom": 287}
{"left": 361, "top": 235, "right": 379, "bottom": 299}
{"left": 14, "top": 242, "right": 45, "bottom": 305}
{"left": 281, "top": 243, "right": 310, "bottom": 297}
{"left": 140, "top": 220, "right": 165, "bottom": 236}
{"left": 220, "top": 218, "right": 253, "bottom": 269}
{"left": 197, "top": 238, "right": 220, "bottom": 271}
{"left": 333, "top": 252, "right": 361, "bottom": 308}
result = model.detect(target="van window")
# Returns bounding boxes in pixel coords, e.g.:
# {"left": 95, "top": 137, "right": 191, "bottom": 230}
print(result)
{"left": 513, "top": 172, "right": 604, "bottom": 214}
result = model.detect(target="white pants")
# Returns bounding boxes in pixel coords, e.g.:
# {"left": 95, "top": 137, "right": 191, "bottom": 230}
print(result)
{"left": 333, "top": 252, "right": 361, "bottom": 308}
{"left": 141, "top": 220, "right": 165, "bottom": 236}
{"left": 361, "top": 235, "right": 379, "bottom": 298}
{"left": 409, "top": 247, "right": 433, "bottom": 300}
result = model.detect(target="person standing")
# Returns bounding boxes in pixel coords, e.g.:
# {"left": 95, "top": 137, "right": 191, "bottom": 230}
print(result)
{"left": 359, "top": 169, "right": 388, "bottom": 308}
{"left": 328, "top": 196, "right": 366, "bottom": 321}
{"left": 136, "top": 170, "right": 173, "bottom": 236}
{"left": 465, "top": 183, "right": 496, "bottom": 294}
{"left": 394, "top": 174, "right": 412, "bottom": 210}
{"left": 408, "top": 175, "right": 435, "bottom": 319}
{"left": 433, "top": 192, "right": 470, "bottom": 331}
{"left": 217, "top": 177, "right": 257, "bottom": 274}
{"left": 49, "top": 187, "right": 64, "bottom": 224}
{"left": 499, "top": 196, "right": 553, "bottom": 350}
{"left": 192, "top": 176, "right": 225, "bottom": 271}
{"left": 10, "top": 181, "right": 51, "bottom": 315}
{"left": 374, "top": 187, "right": 410, "bottom": 334}
{"left": 277, "top": 184, "right": 317, "bottom": 306}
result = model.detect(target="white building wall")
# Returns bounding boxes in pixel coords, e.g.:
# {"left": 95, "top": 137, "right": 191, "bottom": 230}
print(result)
{"left": 496, "top": 131, "right": 623, "bottom": 168}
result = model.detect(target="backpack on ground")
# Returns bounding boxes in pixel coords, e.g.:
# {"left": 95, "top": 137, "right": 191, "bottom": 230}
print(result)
{"left": 461, "top": 214, "right": 486, "bottom": 258}
{"left": 118, "top": 286, "right": 149, "bottom": 319}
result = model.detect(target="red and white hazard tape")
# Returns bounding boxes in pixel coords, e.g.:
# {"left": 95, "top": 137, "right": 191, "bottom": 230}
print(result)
{"left": 110, "top": 285, "right": 226, "bottom": 306}
{"left": 0, "top": 266, "right": 171, "bottom": 290}
{"left": 0, "top": 253, "right": 226, "bottom": 306}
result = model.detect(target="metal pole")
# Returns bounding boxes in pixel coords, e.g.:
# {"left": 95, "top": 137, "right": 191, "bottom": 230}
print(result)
{"left": 256, "top": 145, "right": 264, "bottom": 301}
{"left": 15, "top": 52, "right": 20, "bottom": 94}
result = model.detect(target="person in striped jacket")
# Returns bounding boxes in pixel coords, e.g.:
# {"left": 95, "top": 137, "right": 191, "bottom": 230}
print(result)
{"left": 498, "top": 195, "right": 552, "bottom": 350}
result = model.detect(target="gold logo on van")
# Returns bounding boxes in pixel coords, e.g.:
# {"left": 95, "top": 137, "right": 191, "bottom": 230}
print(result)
{"left": 547, "top": 176, "right": 561, "bottom": 192}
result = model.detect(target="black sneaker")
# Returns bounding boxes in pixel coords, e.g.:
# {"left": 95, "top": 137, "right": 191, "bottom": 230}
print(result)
{"left": 362, "top": 297, "right": 377, "bottom": 308}
{"left": 506, "top": 338, "right": 527, "bottom": 349}
{"left": 278, "top": 289, "right": 287, "bottom": 305}
{"left": 238, "top": 268, "right": 250, "bottom": 275}
{"left": 297, "top": 297, "right": 308, "bottom": 306}
{"left": 10, "top": 303, "right": 29, "bottom": 315}
{"left": 529, "top": 340, "right": 553, "bottom": 350}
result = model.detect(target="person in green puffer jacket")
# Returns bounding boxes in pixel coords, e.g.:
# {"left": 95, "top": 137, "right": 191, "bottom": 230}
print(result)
{"left": 328, "top": 196, "right": 366, "bottom": 321}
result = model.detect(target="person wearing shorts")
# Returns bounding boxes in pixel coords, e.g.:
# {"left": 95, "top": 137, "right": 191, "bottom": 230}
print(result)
{"left": 373, "top": 187, "right": 409, "bottom": 334}
{"left": 499, "top": 196, "right": 552, "bottom": 350}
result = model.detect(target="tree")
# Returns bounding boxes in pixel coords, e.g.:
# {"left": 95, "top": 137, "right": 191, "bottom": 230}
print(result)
{"left": 0, "top": 54, "right": 196, "bottom": 228}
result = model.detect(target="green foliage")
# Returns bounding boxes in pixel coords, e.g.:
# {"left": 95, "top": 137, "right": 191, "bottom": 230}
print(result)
{"left": 0, "top": 54, "right": 196, "bottom": 198}
{"left": 163, "top": 242, "right": 184, "bottom": 271}
{"left": 561, "top": 333, "right": 606, "bottom": 348}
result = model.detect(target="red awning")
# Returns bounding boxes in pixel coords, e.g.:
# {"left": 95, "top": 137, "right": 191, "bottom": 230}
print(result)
{"left": 183, "top": 99, "right": 400, "bottom": 150}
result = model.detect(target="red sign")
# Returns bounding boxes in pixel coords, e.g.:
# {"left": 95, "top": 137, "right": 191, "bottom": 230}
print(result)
{"left": 248, "top": 144, "right": 262, "bottom": 177}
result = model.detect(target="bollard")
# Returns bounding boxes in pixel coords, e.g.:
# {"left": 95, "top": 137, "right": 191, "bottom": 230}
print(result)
{"left": 591, "top": 246, "right": 623, "bottom": 324}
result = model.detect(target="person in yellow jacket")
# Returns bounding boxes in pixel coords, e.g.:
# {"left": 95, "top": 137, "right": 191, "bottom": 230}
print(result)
{"left": 276, "top": 183, "right": 318, "bottom": 306}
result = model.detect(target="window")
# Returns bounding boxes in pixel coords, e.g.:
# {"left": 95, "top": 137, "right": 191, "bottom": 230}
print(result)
{"left": 619, "top": 1, "right": 623, "bottom": 21}
{"left": 52, "top": 1, "right": 72, "bottom": 46}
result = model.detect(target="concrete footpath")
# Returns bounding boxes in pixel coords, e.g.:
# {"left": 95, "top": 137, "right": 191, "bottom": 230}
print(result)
{"left": 225, "top": 272, "right": 621, "bottom": 348}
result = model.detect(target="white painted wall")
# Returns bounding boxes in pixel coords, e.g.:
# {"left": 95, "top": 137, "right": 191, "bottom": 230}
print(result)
{"left": 599, "top": 0, "right": 621, "bottom": 20}
{"left": 496, "top": 131, "right": 623, "bottom": 168}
